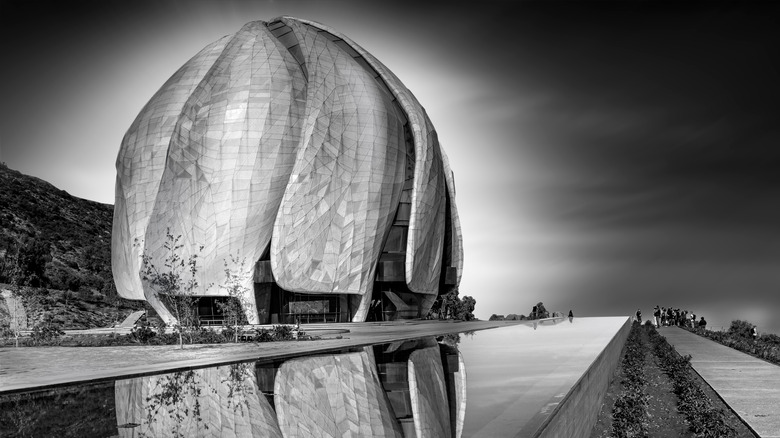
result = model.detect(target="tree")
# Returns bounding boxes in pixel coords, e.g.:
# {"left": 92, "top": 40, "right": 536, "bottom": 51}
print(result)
{"left": 217, "top": 254, "right": 252, "bottom": 343}
{"left": 139, "top": 230, "right": 204, "bottom": 349}
{"left": 426, "top": 287, "right": 477, "bottom": 321}
{"left": 457, "top": 296, "right": 476, "bottom": 321}
{"left": 531, "top": 302, "right": 549, "bottom": 320}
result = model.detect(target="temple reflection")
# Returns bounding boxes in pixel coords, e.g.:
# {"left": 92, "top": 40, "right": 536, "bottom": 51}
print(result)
{"left": 113, "top": 337, "right": 465, "bottom": 437}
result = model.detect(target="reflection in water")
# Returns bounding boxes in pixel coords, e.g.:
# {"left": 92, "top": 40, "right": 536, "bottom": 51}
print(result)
{"left": 103, "top": 337, "right": 464, "bottom": 437}
{"left": 115, "top": 363, "right": 282, "bottom": 437}
{"left": 2, "top": 318, "right": 626, "bottom": 437}
{"left": 274, "top": 346, "right": 403, "bottom": 437}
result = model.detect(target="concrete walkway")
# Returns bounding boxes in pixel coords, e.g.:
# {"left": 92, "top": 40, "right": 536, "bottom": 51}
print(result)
{"left": 0, "top": 319, "right": 515, "bottom": 394}
{"left": 660, "top": 326, "right": 780, "bottom": 438}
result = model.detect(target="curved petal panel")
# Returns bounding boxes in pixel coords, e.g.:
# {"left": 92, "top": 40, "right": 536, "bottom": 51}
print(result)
{"left": 292, "top": 18, "right": 446, "bottom": 295}
{"left": 441, "top": 148, "right": 464, "bottom": 286}
{"left": 112, "top": 36, "right": 230, "bottom": 301}
{"left": 142, "top": 23, "right": 306, "bottom": 322}
{"left": 271, "top": 20, "right": 405, "bottom": 297}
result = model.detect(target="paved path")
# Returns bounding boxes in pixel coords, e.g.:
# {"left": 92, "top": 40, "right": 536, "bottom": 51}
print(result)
{"left": 659, "top": 327, "right": 780, "bottom": 438}
{"left": 0, "top": 320, "right": 516, "bottom": 394}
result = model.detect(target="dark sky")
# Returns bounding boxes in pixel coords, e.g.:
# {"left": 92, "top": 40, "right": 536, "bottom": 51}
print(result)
{"left": 1, "top": 0, "right": 779, "bottom": 332}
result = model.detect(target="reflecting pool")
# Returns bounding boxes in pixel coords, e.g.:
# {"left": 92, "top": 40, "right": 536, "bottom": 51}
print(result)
{"left": 0, "top": 317, "right": 627, "bottom": 437}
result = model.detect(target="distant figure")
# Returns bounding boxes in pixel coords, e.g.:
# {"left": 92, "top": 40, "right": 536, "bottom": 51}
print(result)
{"left": 568, "top": 310, "right": 574, "bottom": 318}
{"left": 698, "top": 316, "right": 706, "bottom": 330}
{"left": 636, "top": 309, "right": 642, "bottom": 323}
{"left": 653, "top": 306, "right": 661, "bottom": 328}
{"left": 752, "top": 326, "right": 758, "bottom": 341}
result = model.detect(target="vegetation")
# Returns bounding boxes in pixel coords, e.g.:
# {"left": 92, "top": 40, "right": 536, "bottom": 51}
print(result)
{"left": 648, "top": 326, "right": 736, "bottom": 437}
{"left": 610, "top": 322, "right": 649, "bottom": 437}
{"left": 594, "top": 323, "right": 749, "bottom": 438}
{"left": 137, "top": 230, "right": 205, "bottom": 349}
{"left": 687, "top": 319, "right": 780, "bottom": 366}
{"left": 217, "top": 255, "right": 252, "bottom": 342}
{"left": 0, "top": 164, "right": 142, "bottom": 332}
{"left": 489, "top": 302, "right": 559, "bottom": 321}
{"left": 426, "top": 287, "right": 476, "bottom": 321}
{"left": 0, "top": 163, "right": 114, "bottom": 296}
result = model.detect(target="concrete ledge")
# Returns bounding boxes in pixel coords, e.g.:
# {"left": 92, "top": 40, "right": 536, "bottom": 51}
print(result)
{"left": 536, "top": 317, "right": 632, "bottom": 438}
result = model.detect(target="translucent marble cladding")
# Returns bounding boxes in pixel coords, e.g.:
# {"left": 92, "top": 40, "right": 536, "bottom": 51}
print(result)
{"left": 441, "top": 149, "right": 464, "bottom": 286}
{"left": 408, "top": 344, "right": 452, "bottom": 438}
{"left": 293, "top": 17, "right": 449, "bottom": 295}
{"left": 270, "top": 19, "right": 405, "bottom": 304}
{"left": 113, "top": 21, "right": 307, "bottom": 323}
{"left": 274, "top": 347, "right": 404, "bottom": 437}
{"left": 112, "top": 35, "right": 230, "bottom": 302}
{"left": 114, "top": 364, "right": 282, "bottom": 438}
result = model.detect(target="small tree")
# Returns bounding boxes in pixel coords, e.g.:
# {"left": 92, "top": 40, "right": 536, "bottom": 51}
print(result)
{"left": 532, "top": 302, "right": 550, "bottom": 320}
{"left": 426, "top": 287, "right": 476, "bottom": 321}
{"left": 139, "top": 230, "right": 204, "bottom": 349}
{"left": 217, "top": 254, "right": 252, "bottom": 343}
{"left": 457, "top": 295, "right": 476, "bottom": 321}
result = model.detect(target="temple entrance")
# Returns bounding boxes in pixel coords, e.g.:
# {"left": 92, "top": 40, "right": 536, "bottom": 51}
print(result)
{"left": 260, "top": 283, "right": 345, "bottom": 324}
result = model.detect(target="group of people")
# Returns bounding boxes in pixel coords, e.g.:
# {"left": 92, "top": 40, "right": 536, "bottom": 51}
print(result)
{"left": 634, "top": 306, "right": 707, "bottom": 330}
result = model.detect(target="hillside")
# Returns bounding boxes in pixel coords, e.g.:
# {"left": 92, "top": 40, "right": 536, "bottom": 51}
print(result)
{"left": 0, "top": 163, "right": 141, "bottom": 328}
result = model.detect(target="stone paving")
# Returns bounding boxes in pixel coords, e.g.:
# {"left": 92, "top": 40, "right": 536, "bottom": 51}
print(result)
{"left": 0, "top": 320, "right": 511, "bottom": 394}
{"left": 660, "top": 326, "right": 780, "bottom": 438}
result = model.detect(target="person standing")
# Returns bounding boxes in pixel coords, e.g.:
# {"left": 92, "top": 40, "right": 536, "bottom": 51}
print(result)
{"left": 636, "top": 309, "right": 642, "bottom": 323}
{"left": 752, "top": 326, "right": 758, "bottom": 341}
{"left": 698, "top": 316, "right": 706, "bottom": 331}
{"left": 653, "top": 306, "right": 661, "bottom": 328}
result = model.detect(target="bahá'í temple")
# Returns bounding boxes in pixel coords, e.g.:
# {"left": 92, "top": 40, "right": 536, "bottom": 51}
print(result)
{"left": 112, "top": 16, "right": 462, "bottom": 325}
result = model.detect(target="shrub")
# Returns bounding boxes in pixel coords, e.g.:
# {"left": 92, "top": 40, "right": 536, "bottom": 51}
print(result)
{"left": 0, "top": 321, "right": 14, "bottom": 339}
{"left": 254, "top": 328, "right": 274, "bottom": 342}
{"left": 131, "top": 319, "right": 157, "bottom": 344}
{"left": 272, "top": 324, "right": 294, "bottom": 340}
{"left": 727, "top": 320, "right": 754, "bottom": 339}
{"left": 29, "top": 319, "right": 65, "bottom": 346}
{"left": 611, "top": 322, "right": 648, "bottom": 438}
{"left": 191, "top": 327, "right": 226, "bottom": 344}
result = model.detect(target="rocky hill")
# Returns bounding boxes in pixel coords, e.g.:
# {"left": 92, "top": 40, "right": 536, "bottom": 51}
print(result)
{"left": 0, "top": 163, "right": 141, "bottom": 328}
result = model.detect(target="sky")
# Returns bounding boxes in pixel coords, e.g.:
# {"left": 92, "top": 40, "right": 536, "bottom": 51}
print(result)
{"left": 1, "top": 0, "right": 779, "bottom": 333}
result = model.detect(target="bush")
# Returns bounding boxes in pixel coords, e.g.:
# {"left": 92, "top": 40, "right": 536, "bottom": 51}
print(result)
{"left": 0, "top": 321, "right": 14, "bottom": 339}
{"left": 191, "top": 327, "right": 226, "bottom": 344}
{"left": 29, "top": 319, "right": 65, "bottom": 346}
{"left": 254, "top": 328, "right": 275, "bottom": 342}
{"left": 611, "top": 322, "right": 648, "bottom": 437}
{"left": 727, "top": 320, "right": 754, "bottom": 339}
{"left": 131, "top": 319, "right": 156, "bottom": 344}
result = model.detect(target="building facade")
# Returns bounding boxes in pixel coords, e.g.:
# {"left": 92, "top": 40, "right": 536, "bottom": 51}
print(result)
{"left": 112, "top": 17, "right": 462, "bottom": 324}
